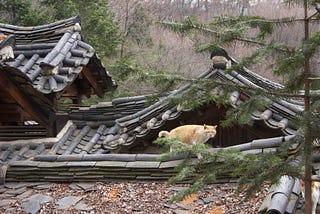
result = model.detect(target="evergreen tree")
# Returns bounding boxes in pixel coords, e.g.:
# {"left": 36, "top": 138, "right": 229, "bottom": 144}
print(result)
{"left": 41, "top": 0, "right": 121, "bottom": 58}
{"left": 0, "top": 0, "right": 52, "bottom": 25}
{"left": 150, "top": 1, "right": 320, "bottom": 213}
{"left": 0, "top": 0, "right": 120, "bottom": 58}
{"left": 40, "top": 0, "right": 77, "bottom": 21}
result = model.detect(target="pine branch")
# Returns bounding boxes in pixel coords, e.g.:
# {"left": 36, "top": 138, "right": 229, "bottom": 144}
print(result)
{"left": 162, "top": 144, "right": 302, "bottom": 202}
{"left": 210, "top": 15, "right": 319, "bottom": 27}
{"left": 156, "top": 3, "right": 320, "bottom": 212}
{"left": 161, "top": 19, "right": 294, "bottom": 53}
{"left": 145, "top": 70, "right": 317, "bottom": 100}
{"left": 159, "top": 15, "right": 320, "bottom": 53}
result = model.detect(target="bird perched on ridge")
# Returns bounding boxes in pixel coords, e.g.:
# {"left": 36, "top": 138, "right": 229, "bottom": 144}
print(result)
{"left": 0, "top": 34, "right": 15, "bottom": 61}
{"left": 315, "top": 0, "right": 320, "bottom": 13}
{"left": 210, "top": 47, "right": 231, "bottom": 70}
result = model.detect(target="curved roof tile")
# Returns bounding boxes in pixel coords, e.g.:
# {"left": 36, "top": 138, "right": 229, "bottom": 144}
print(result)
{"left": 0, "top": 53, "right": 309, "bottom": 212}
{"left": 49, "top": 66, "right": 304, "bottom": 152}
{"left": 0, "top": 15, "right": 116, "bottom": 95}
{"left": 1, "top": 55, "right": 302, "bottom": 154}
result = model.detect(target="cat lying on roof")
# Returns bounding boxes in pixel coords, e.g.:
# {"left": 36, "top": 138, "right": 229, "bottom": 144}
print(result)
{"left": 158, "top": 124, "right": 217, "bottom": 152}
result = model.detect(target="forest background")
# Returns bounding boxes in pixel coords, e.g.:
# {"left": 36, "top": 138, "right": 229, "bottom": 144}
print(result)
{"left": 0, "top": 0, "right": 307, "bottom": 104}
{"left": 2, "top": 1, "right": 320, "bottom": 212}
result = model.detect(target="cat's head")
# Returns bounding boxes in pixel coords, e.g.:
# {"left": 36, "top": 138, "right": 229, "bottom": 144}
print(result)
{"left": 203, "top": 124, "right": 217, "bottom": 138}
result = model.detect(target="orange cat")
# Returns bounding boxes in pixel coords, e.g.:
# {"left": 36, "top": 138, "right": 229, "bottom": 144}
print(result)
{"left": 301, "top": 180, "right": 320, "bottom": 214}
{"left": 158, "top": 124, "right": 217, "bottom": 151}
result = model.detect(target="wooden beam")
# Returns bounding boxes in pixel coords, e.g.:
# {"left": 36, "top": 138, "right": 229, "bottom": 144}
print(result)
{"left": 63, "top": 83, "right": 79, "bottom": 97}
{"left": 0, "top": 103, "right": 23, "bottom": 114}
{"left": 0, "top": 114, "right": 22, "bottom": 123}
{"left": 0, "top": 69, "right": 49, "bottom": 125}
{"left": 81, "top": 67, "right": 104, "bottom": 97}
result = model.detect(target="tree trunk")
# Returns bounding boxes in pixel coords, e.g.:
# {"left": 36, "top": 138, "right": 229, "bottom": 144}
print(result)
{"left": 303, "top": 1, "right": 312, "bottom": 213}
{"left": 120, "top": 0, "right": 130, "bottom": 58}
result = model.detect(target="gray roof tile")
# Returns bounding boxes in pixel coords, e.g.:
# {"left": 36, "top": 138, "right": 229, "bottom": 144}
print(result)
{"left": 66, "top": 162, "right": 96, "bottom": 167}
{"left": 135, "top": 154, "right": 161, "bottom": 161}
{"left": 0, "top": 15, "right": 117, "bottom": 140}
{"left": 95, "top": 161, "right": 127, "bottom": 168}
{"left": 262, "top": 176, "right": 300, "bottom": 214}
{"left": 126, "top": 161, "right": 160, "bottom": 169}
{"left": 0, "top": 50, "right": 310, "bottom": 212}
{"left": 2, "top": 15, "right": 116, "bottom": 95}
{"left": 159, "top": 160, "right": 185, "bottom": 169}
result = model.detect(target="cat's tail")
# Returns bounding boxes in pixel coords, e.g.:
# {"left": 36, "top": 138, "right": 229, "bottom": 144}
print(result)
{"left": 158, "top": 131, "right": 170, "bottom": 138}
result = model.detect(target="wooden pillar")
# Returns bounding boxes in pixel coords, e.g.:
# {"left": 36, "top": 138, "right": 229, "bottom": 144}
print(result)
{"left": 46, "top": 112, "right": 57, "bottom": 137}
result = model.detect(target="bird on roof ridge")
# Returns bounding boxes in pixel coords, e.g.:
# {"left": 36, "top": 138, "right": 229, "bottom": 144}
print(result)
{"left": 210, "top": 47, "right": 231, "bottom": 70}
{"left": 0, "top": 34, "right": 15, "bottom": 62}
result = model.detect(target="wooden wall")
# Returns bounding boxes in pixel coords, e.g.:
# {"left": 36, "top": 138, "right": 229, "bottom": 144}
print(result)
{"left": 147, "top": 103, "right": 284, "bottom": 148}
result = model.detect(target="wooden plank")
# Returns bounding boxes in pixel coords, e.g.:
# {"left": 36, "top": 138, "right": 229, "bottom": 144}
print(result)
{"left": 0, "top": 108, "right": 22, "bottom": 114}
{"left": 0, "top": 103, "right": 23, "bottom": 114}
{"left": 0, "top": 93, "right": 13, "bottom": 103}
{"left": 0, "top": 92, "right": 11, "bottom": 98}
{"left": 82, "top": 67, "right": 103, "bottom": 97}
{"left": 0, "top": 69, "right": 49, "bottom": 125}
{"left": 0, "top": 136, "right": 46, "bottom": 141}
{"left": 0, "top": 125, "right": 45, "bottom": 129}
{"left": 0, "top": 127, "right": 46, "bottom": 133}
{"left": 61, "top": 84, "right": 78, "bottom": 97}
{"left": 0, "top": 131, "right": 46, "bottom": 136}
{"left": 0, "top": 114, "right": 22, "bottom": 123}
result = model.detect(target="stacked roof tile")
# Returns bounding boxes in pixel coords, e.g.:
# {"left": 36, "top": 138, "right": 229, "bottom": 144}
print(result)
{"left": 0, "top": 15, "right": 117, "bottom": 139}
{"left": 0, "top": 66, "right": 304, "bottom": 161}
{"left": 0, "top": 15, "right": 116, "bottom": 94}
{"left": 0, "top": 46, "right": 311, "bottom": 212}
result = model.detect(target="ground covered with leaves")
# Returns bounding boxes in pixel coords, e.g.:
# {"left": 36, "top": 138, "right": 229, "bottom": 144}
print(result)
{"left": 0, "top": 181, "right": 269, "bottom": 214}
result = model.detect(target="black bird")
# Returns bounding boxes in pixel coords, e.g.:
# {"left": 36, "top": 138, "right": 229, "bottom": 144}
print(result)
{"left": 210, "top": 48, "right": 231, "bottom": 69}
{"left": 315, "top": 0, "right": 320, "bottom": 13}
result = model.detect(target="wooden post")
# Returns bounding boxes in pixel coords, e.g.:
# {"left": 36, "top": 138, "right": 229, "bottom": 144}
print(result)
{"left": 46, "top": 112, "right": 57, "bottom": 137}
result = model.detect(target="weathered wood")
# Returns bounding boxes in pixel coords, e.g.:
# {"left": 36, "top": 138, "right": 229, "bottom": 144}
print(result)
{"left": 0, "top": 114, "right": 22, "bottom": 123}
{"left": 0, "top": 68, "right": 48, "bottom": 126}
{"left": 82, "top": 67, "right": 103, "bottom": 97}
{"left": 61, "top": 84, "right": 79, "bottom": 97}
{"left": 0, "top": 132, "right": 46, "bottom": 137}
{"left": 0, "top": 103, "right": 23, "bottom": 113}
{"left": 0, "top": 126, "right": 45, "bottom": 131}
{"left": 0, "top": 126, "right": 47, "bottom": 141}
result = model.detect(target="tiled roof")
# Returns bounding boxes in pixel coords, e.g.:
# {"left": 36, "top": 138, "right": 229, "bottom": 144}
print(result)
{"left": 220, "top": 67, "right": 303, "bottom": 135}
{"left": 0, "top": 134, "right": 307, "bottom": 213}
{"left": 0, "top": 135, "right": 293, "bottom": 181}
{"left": 0, "top": 57, "right": 308, "bottom": 212}
{"left": 259, "top": 175, "right": 302, "bottom": 214}
{"left": 0, "top": 15, "right": 117, "bottom": 138}
{"left": 89, "top": 68, "right": 302, "bottom": 151}
{"left": 0, "top": 15, "right": 116, "bottom": 94}
{"left": 0, "top": 66, "right": 303, "bottom": 153}
{"left": 0, "top": 137, "right": 309, "bottom": 213}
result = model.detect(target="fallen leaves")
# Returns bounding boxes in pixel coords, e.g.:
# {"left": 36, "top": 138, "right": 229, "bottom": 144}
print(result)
{"left": 180, "top": 193, "right": 199, "bottom": 205}
{"left": 105, "top": 188, "right": 121, "bottom": 201}
{"left": 207, "top": 206, "right": 225, "bottom": 214}
{"left": 0, "top": 182, "right": 269, "bottom": 214}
